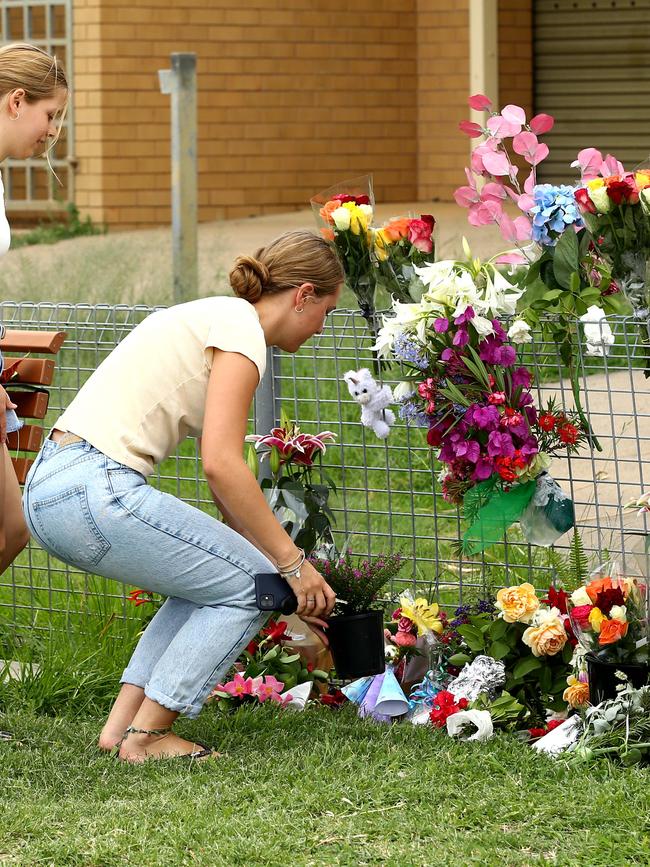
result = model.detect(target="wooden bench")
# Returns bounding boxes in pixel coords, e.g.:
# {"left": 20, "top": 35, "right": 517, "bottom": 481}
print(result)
{"left": 0, "top": 329, "right": 66, "bottom": 483}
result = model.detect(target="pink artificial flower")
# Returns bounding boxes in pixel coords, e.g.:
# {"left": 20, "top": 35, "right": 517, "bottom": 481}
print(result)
{"left": 501, "top": 104, "right": 527, "bottom": 125}
{"left": 571, "top": 147, "right": 603, "bottom": 180}
{"left": 487, "top": 115, "right": 522, "bottom": 139}
{"left": 459, "top": 120, "right": 484, "bottom": 138}
{"left": 601, "top": 153, "right": 625, "bottom": 176}
{"left": 529, "top": 113, "right": 554, "bottom": 135}
{"left": 512, "top": 131, "right": 549, "bottom": 166}
{"left": 468, "top": 93, "right": 492, "bottom": 111}
{"left": 481, "top": 149, "right": 511, "bottom": 176}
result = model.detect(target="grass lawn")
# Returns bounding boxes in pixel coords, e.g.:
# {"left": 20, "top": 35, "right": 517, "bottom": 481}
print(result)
{"left": 2, "top": 703, "right": 650, "bottom": 866}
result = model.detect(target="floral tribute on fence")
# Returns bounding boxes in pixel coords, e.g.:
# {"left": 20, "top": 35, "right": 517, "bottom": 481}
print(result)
{"left": 374, "top": 254, "right": 584, "bottom": 553}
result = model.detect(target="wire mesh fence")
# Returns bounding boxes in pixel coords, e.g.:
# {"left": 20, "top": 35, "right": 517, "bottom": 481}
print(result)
{"left": 1, "top": 301, "right": 649, "bottom": 635}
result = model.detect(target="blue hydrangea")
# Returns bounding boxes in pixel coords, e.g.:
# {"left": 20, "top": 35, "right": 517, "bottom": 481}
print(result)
{"left": 393, "top": 333, "right": 429, "bottom": 370}
{"left": 398, "top": 399, "right": 430, "bottom": 427}
{"left": 529, "top": 184, "right": 583, "bottom": 247}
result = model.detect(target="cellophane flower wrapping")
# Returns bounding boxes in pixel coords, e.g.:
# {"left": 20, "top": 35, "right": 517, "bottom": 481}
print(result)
{"left": 567, "top": 559, "right": 650, "bottom": 664}
{"left": 373, "top": 213, "right": 436, "bottom": 304}
{"left": 310, "top": 175, "right": 377, "bottom": 322}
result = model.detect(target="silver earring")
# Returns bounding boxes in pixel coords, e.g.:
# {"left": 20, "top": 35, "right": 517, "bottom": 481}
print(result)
{"left": 295, "top": 306, "right": 304, "bottom": 314}
{"left": 11, "top": 113, "right": 20, "bottom": 121}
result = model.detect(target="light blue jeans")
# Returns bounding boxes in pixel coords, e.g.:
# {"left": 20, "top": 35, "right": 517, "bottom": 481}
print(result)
{"left": 23, "top": 437, "right": 272, "bottom": 717}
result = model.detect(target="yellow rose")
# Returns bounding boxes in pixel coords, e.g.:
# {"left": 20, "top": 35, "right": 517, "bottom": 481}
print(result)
{"left": 522, "top": 614, "right": 568, "bottom": 657}
{"left": 586, "top": 178, "right": 605, "bottom": 191}
{"left": 495, "top": 583, "right": 540, "bottom": 624}
{"left": 588, "top": 607, "right": 606, "bottom": 633}
{"left": 374, "top": 229, "right": 390, "bottom": 261}
{"left": 563, "top": 675, "right": 590, "bottom": 709}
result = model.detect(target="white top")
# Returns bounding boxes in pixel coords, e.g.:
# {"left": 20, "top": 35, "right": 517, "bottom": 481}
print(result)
{"left": 0, "top": 171, "right": 10, "bottom": 257}
{"left": 56, "top": 296, "right": 268, "bottom": 476}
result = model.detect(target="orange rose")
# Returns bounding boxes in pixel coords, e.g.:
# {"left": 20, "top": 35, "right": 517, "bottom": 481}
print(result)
{"left": 598, "top": 618, "right": 628, "bottom": 645}
{"left": 382, "top": 218, "right": 411, "bottom": 242}
{"left": 319, "top": 200, "right": 339, "bottom": 224}
{"left": 496, "top": 583, "right": 540, "bottom": 624}
{"left": 563, "top": 675, "right": 590, "bottom": 709}
{"left": 585, "top": 576, "right": 613, "bottom": 603}
{"left": 636, "top": 170, "right": 650, "bottom": 190}
{"left": 320, "top": 227, "right": 335, "bottom": 242}
{"left": 522, "top": 615, "right": 568, "bottom": 657}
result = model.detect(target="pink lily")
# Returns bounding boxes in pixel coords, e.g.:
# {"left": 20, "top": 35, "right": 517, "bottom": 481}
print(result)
{"left": 246, "top": 425, "right": 336, "bottom": 467}
{"left": 254, "top": 675, "right": 286, "bottom": 703}
{"left": 219, "top": 673, "right": 256, "bottom": 697}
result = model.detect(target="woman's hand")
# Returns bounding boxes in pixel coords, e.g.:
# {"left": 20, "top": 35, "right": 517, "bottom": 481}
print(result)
{"left": 285, "top": 560, "right": 336, "bottom": 619}
{"left": 0, "top": 385, "right": 16, "bottom": 445}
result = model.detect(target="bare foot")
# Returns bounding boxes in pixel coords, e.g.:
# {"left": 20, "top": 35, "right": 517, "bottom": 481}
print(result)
{"left": 98, "top": 725, "right": 128, "bottom": 752}
{"left": 117, "top": 731, "right": 219, "bottom": 763}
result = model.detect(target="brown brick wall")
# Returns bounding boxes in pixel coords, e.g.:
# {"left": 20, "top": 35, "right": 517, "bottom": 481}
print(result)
{"left": 73, "top": 0, "right": 418, "bottom": 229}
{"left": 498, "top": 0, "right": 533, "bottom": 120}
{"left": 416, "top": 1, "right": 470, "bottom": 202}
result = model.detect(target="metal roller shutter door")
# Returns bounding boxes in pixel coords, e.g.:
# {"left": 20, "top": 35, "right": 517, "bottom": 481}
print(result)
{"left": 534, "top": 0, "right": 650, "bottom": 181}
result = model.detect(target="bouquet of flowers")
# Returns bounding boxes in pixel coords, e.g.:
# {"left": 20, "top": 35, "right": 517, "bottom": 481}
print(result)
{"left": 246, "top": 409, "right": 337, "bottom": 555}
{"left": 373, "top": 213, "right": 436, "bottom": 303}
{"left": 573, "top": 152, "right": 650, "bottom": 313}
{"left": 211, "top": 617, "right": 329, "bottom": 709}
{"left": 311, "top": 175, "right": 377, "bottom": 325}
{"left": 376, "top": 255, "right": 585, "bottom": 552}
{"left": 567, "top": 562, "right": 649, "bottom": 665}
{"left": 455, "top": 94, "right": 632, "bottom": 445}
{"left": 308, "top": 549, "right": 404, "bottom": 615}
{"left": 439, "top": 583, "right": 576, "bottom": 725}
{"left": 384, "top": 590, "right": 445, "bottom": 683}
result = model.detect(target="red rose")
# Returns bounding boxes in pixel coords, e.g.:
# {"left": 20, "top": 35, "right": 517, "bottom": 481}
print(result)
{"left": 427, "top": 426, "right": 443, "bottom": 448}
{"left": 595, "top": 586, "right": 625, "bottom": 616}
{"left": 408, "top": 218, "right": 434, "bottom": 253}
{"left": 605, "top": 176, "right": 639, "bottom": 205}
{"left": 574, "top": 187, "right": 596, "bottom": 214}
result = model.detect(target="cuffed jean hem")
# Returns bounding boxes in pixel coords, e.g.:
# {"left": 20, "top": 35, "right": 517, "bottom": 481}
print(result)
{"left": 119, "top": 669, "right": 147, "bottom": 690}
{"left": 144, "top": 685, "right": 204, "bottom": 720}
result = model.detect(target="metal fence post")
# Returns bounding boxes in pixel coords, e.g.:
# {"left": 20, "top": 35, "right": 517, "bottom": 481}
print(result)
{"left": 158, "top": 53, "right": 198, "bottom": 303}
{"left": 254, "top": 348, "right": 281, "bottom": 480}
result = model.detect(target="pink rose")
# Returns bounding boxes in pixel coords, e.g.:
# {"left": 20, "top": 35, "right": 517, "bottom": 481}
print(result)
{"left": 571, "top": 604, "right": 594, "bottom": 629}
{"left": 408, "top": 215, "right": 435, "bottom": 253}
{"left": 393, "top": 630, "right": 417, "bottom": 647}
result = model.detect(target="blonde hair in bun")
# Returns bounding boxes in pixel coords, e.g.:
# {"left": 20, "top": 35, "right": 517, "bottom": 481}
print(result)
{"left": 229, "top": 255, "right": 270, "bottom": 302}
{"left": 229, "top": 230, "right": 343, "bottom": 303}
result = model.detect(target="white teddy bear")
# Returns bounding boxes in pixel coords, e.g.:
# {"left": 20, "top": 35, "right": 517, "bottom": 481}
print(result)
{"left": 343, "top": 368, "right": 395, "bottom": 439}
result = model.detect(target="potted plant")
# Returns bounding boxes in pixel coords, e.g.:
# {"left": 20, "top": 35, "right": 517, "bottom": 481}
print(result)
{"left": 310, "top": 550, "right": 404, "bottom": 679}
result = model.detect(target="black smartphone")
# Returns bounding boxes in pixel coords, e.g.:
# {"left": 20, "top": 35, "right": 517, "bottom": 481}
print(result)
{"left": 254, "top": 572, "right": 298, "bottom": 615}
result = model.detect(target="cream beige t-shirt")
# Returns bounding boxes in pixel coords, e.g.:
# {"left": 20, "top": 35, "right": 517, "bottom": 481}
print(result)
{"left": 56, "top": 296, "right": 267, "bottom": 476}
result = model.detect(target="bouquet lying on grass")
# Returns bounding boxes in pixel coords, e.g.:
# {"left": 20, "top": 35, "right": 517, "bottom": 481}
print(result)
{"left": 376, "top": 254, "right": 585, "bottom": 552}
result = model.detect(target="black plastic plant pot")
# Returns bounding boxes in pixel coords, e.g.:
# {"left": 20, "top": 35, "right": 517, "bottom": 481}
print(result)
{"left": 327, "top": 609, "right": 385, "bottom": 679}
{"left": 586, "top": 652, "right": 649, "bottom": 705}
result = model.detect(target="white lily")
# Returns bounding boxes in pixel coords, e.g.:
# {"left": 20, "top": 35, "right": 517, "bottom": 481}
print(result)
{"left": 507, "top": 319, "right": 532, "bottom": 344}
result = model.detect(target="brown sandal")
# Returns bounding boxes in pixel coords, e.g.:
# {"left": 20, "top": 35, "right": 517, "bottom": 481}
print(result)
{"left": 114, "top": 725, "right": 218, "bottom": 762}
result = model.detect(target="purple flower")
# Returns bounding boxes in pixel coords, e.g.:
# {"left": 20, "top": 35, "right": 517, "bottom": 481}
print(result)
{"left": 487, "top": 430, "right": 515, "bottom": 458}
{"left": 472, "top": 456, "right": 494, "bottom": 480}
{"left": 467, "top": 404, "right": 500, "bottom": 431}
{"left": 454, "top": 306, "right": 475, "bottom": 325}
{"left": 453, "top": 328, "right": 470, "bottom": 347}
{"left": 519, "top": 436, "right": 539, "bottom": 457}
{"left": 441, "top": 348, "right": 454, "bottom": 362}
{"left": 511, "top": 366, "right": 532, "bottom": 389}
{"left": 434, "top": 318, "right": 449, "bottom": 333}
{"left": 498, "top": 345, "right": 516, "bottom": 367}
{"left": 491, "top": 320, "right": 507, "bottom": 341}
{"left": 456, "top": 439, "right": 480, "bottom": 463}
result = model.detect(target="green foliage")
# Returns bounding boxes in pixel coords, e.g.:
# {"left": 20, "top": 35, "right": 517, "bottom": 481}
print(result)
{"left": 311, "top": 550, "right": 404, "bottom": 614}
{"left": 454, "top": 611, "right": 573, "bottom": 725}
{"left": 10, "top": 202, "right": 106, "bottom": 249}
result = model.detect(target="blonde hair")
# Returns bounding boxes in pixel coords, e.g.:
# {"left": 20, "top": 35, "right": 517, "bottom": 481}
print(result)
{"left": 0, "top": 42, "right": 69, "bottom": 163}
{"left": 229, "top": 230, "right": 344, "bottom": 303}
